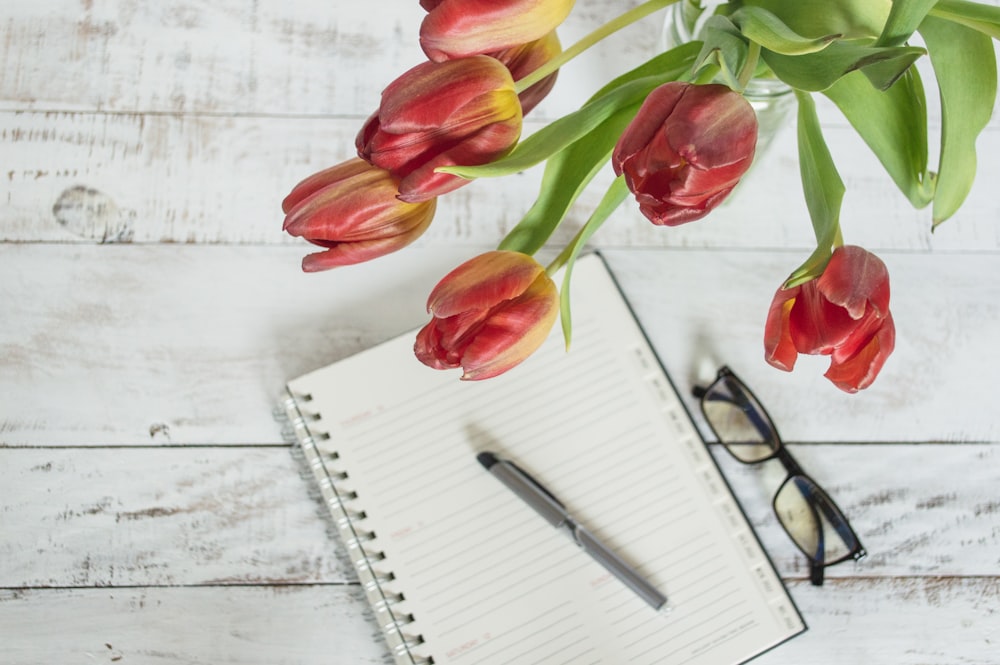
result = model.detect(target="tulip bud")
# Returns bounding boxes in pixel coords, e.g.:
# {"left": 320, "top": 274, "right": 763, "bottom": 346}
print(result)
{"left": 282, "top": 158, "right": 436, "bottom": 272}
{"left": 414, "top": 251, "right": 559, "bottom": 380}
{"left": 491, "top": 30, "right": 562, "bottom": 115}
{"left": 420, "top": 0, "right": 575, "bottom": 62}
{"left": 357, "top": 56, "right": 522, "bottom": 203}
{"left": 613, "top": 82, "right": 758, "bottom": 226}
{"left": 764, "top": 245, "right": 896, "bottom": 392}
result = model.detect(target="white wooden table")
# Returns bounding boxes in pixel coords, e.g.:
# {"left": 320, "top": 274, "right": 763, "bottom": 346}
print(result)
{"left": 2, "top": 2, "right": 999, "bottom": 663}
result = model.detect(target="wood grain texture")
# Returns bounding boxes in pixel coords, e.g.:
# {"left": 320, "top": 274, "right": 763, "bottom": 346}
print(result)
{"left": 2, "top": 111, "right": 999, "bottom": 249}
{"left": 2, "top": 245, "right": 996, "bottom": 446}
{"left": 0, "top": 585, "right": 389, "bottom": 665}
{"left": 0, "top": 0, "right": 655, "bottom": 117}
{"left": 1, "top": 444, "right": 996, "bottom": 588}
{"left": 2, "top": 1, "right": 999, "bottom": 662}
{"left": 0, "top": 447, "right": 353, "bottom": 587}
{"left": 0, "top": 578, "right": 996, "bottom": 665}
{"left": 2, "top": 0, "right": 999, "bottom": 249}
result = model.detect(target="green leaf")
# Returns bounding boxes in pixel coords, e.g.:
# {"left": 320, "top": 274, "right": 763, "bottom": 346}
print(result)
{"left": 876, "top": 0, "right": 938, "bottom": 46}
{"left": 439, "top": 44, "right": 699, "bottom": 180}
{"left": 739, "top": 0, "right": 891, "bottom": 40}
{"left": 763, "top": 40, "right": 925, "bottom": 91}
{"left": 919, "top": 16, "right": 998, "bottom": 226}
{"left": 823, "top": 67, "right": 933, "bottom": 209}
{"left": 498, "top": 104, "right": 639, "bottom": 255}
{"left": 588, "top": 41, "right": 701, "bottom": 102}
{"left": 731, "top": 5, "right": 840, "bottom": 55}
{"left": 787, "top": 89, "right": 843, "bottom": 287}
{"left": 556, "top": 177, "right": 630, "bottom": 348}
{"left": 929, "top": 0, "right": 1000, "bottom": 39}
{"left": 692, "top": 15, "right": 749, "bottom": 88}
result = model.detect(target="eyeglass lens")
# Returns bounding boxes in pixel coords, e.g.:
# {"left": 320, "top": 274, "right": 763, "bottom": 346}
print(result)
{"left": 700, "top": 375, "right": 778, "bottom": 463}
{"left": 774, "top": 475, "right": 860, "bottom": 566}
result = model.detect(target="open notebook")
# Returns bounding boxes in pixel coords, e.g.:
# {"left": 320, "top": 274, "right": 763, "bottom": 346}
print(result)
{"left": 283, "top": 253, "right": 805, "bottom": 665}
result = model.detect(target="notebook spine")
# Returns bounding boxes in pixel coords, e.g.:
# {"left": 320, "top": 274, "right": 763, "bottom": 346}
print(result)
{"left": 282, "top": 391, "right": 433, "bottom": 665}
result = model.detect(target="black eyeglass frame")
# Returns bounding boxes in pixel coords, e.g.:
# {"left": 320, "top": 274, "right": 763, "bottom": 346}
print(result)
{"left": 693, "top": 366, "right": 867, "bottom": 585}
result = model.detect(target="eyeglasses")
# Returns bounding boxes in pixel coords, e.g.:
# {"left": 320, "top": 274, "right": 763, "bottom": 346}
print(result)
{"left": 693, "top": 366, "right": 866, "bottom": 585}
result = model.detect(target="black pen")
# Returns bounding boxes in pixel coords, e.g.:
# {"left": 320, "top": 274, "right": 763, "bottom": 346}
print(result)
{"left": 477, "top": 451, "right": 668, "bottom": 611}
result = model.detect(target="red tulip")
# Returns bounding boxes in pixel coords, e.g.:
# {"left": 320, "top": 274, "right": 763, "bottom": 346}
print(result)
{"left": 356, "top": 56, "right": 522, "bottom": 203}
{"left": 282, "top": 158, "right": 436, "bottom": 272}
{"left": 414, "top": 251, "right": 559, "bottom": 380}
{"left": 764, "top": 245, "right": 896, "bottom": 392}
{"left": 491, "top": 31, "right": 562, "bottom": 115}
{"left": 612, "top": 82, "right": 757, "bottom": 226}
{"left": 420, "top": 0, "right": 575, "bottom": 62}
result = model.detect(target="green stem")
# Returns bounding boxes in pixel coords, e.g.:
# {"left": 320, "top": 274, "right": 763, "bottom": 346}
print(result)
{"left": 736, "top": 41, "right": 761, "bottom": 90}
{"left": 545, "top": 242, "right": 575, "bottom": 277}
{"left": 515, "top": 0, "right": 681, "bottom": 93}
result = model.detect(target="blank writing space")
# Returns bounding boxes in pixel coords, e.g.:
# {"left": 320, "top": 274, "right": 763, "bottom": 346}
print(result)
{"left": 397, "top": 493, "right": 517, "bottom": 565}
{"left": 433, "top": 550, "right": 591, "bottom": 636}
{"left": 413, "top": 513, "right": 553, "bottom": 606}
{"left": 447, "top": 606, "right": 600, "bottom": 665}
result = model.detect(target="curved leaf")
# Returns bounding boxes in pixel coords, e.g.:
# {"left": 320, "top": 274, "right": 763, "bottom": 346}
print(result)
{"left": 823, "top": 67, "right": 933, "bottom": 209}
{"left": 929, "top": 0, "right": 1000, "bottom": 39}
{"left": 693, "top": 15, "right": 749, "bottom": 88}
{"left": 877, "top": 0, "right": 938, "bottom": 46}
{"left": 786, "top": 90, "right": 843, "bottom": 287}
{"left": 731, "top": 5, "right": 840, "bottom": 55}
{"left": 556, "top": 177, "right": 630, "bottom": 348}
{"left": 919, "top": 16, "right": 998, "bottom": 226}
{"left": 588, "top": 41, "right": 701, "bottom": 102}
{"left": 763, "top": 40, "right": 925, "bottom": 91}
{"left": 498, "top": 103, "right": 640, "bottom": 255}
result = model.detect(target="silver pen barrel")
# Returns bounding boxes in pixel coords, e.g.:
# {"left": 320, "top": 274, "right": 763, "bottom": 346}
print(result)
{"left": 572, "top": 523, "right": 668, "bottom": 610}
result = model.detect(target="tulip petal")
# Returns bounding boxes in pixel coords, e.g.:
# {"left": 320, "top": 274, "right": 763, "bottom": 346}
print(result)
{"left": 420, "top": 0, "right": 575, "bottom": 61}
{"left": 816, "top": 244, "right": 891, "bottom": 318}
{"left": 764, "top": 286, "right": 801, "bottom": 371}
{"left": 415, "top": 251, "right": 559, "bottom": 380}
{"left": 457, "top": 276, "right": 559, "bottom": 380}
{"left": 788, "top": 280, "right": 860, "bottom": 354}
{"left": 282, "top": 158, "right": 372, "bottom": 216}
{"left": 426, "top": 251, "right": 545, "bottom": 317}
{"left": 824, "top": 313, "right": 896, "bottom": 392}
{"left": 613, "top": 82, "right": 757, "bottom": 227}
{"left": 357, "top": 57, "right": 522, "bottom": 200}
{"left": 281, "top": 160, "right": 437, "bottom": 271}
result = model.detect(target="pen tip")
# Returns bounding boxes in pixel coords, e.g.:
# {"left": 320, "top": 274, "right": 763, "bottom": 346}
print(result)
{"left": 476, "top": 451, "right": 497, "bottom": 469}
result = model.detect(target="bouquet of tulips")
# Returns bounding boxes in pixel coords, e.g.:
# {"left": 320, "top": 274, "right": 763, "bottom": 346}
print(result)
{"left": 282, "top": 0, "right": 1000, "bottom": 392}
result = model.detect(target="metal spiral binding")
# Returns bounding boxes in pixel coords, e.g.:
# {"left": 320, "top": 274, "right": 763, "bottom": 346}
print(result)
{"left": 282, "top": 388, "right": 432, "bottom": 665}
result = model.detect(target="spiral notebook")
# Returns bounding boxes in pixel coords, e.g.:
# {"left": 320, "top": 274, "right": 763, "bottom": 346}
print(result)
{"left": 283, "top": 253, "right": 805, "bottom": 665}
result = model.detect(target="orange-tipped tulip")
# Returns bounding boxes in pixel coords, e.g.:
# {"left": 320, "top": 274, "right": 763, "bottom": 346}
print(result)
{"left": 356, "top": 56, "right": 522, "bottom": 203}
{"left": 613, "top": 82, "right": 757, "bottom": 226}
{"left": 282, "top": 158, "right": 436, "bottom": 272}
{"left": 414, "top": 251, "right": 559, "bottom": 380}
{"left": 420, "top": 0, "right": 575, "bottom": 62}
{"left": 492, "top": 30, "right": 562, "bottom": 115}
{"left": 764, "top": 245, "right": 896, "bottom": 392}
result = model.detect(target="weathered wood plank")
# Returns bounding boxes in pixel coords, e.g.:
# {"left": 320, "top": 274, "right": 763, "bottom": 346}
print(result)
{"left": 0, "top": 578, "right": 996, "bottom": 665}
{"left": 1, "top": 444, "right": 996, "bottom": 588}
{"left": 1, "top": 245, "right": 997, "bottom": 446}
{"left": 3, "top": 110, "right": 999, "bottom": 249}
{"left": 0, "top": 0, "right": 658, "bottom": 119}
{"left": 0, "top": 585, "right": 388, "bottom": 665}
{"left": 0, "top": 447, "right": 353, "bottom": 587}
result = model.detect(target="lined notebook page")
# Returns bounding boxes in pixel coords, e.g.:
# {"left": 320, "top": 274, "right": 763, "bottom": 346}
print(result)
{"left": 287, "top": 253, "right": 804, "bottom": 665}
